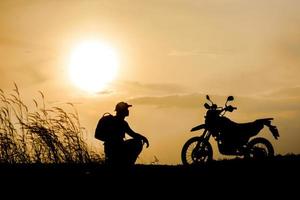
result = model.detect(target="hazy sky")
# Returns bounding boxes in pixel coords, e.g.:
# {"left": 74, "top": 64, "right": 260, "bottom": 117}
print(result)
{"left": 1, "top": 0, "right": 300, "bottom": 164}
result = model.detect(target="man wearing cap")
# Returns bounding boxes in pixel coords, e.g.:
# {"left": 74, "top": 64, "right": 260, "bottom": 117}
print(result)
{"left": 103, "top": 101, "right": 149, "bottom": 166}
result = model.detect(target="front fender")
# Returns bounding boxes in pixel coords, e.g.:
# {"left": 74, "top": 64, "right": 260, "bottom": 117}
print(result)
{"left": 191, "top": 124, "right": 206, "bottom": 132}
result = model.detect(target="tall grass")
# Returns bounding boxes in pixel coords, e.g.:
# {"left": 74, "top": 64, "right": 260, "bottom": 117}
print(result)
{"left": 0, "top": 83, "right": 102, "bottom": 164}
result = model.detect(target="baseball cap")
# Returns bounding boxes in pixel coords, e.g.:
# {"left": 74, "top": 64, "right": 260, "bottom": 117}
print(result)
{"left": 115, "top": 102, "right": 132, "bottom": 112}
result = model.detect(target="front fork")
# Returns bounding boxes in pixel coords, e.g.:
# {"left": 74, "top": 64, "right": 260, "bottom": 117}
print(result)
{"left": 201, "top": 129, "right": 211, "bottom": 142}
{"left": 194, "top": 129, "right": 210, "bottom": 152}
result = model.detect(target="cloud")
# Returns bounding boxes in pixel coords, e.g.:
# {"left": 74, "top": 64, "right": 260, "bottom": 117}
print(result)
{"left": 0, "top": 56, "right": 55, "bottom": 87}
{"left": 96, "top": 90, "right": 114, "bottom": 95}
{"left": 119, "top": 81, "right": 186, "bottom": 94}
{"left": 168, "top": 50, "right": 230, "bottom": 57}
{"left": 129, "top": 93, "right": 207, "bottom": 109}
{"left": 128, "top": 90, "right": 300, "bottom": 113}
{"left": 168, "top": 50, "right": 202, "bottom": 56}
{"left": 0, "top": 36, "right": 53, "bottom": 52}
{"left": 262, "top": 86, "right": 300, "bottom": 99}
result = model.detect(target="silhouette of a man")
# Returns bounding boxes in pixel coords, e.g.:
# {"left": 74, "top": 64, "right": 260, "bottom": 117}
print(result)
{"left": 103, "top": 102, "right": 149, "bottom": 166}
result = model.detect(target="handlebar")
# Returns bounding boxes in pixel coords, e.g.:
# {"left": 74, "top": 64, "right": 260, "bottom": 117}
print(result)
{"left": 223, "top": 105, "right": 237, "bottom": 112}
{"left": 204, "top": 95, "right": 237, "bottom": 112}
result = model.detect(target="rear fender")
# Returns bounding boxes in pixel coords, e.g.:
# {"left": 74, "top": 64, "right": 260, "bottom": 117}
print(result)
{"left": 257, "top": 118, "right": 280, "bottom": 140}
{"left": 268, "top": 125, "right": 280, "bottom": 140}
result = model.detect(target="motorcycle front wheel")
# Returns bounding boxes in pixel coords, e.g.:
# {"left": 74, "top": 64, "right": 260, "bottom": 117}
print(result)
{"left": 181, "top": 136, "right": 213, "bottom": 165}
{"left": 245, "top": 137, "right": 274, "bottom": 159}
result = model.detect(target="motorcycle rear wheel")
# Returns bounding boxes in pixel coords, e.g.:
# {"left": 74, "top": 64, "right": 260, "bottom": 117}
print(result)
{"left": 245, "top": 137, "right": 274, "bottom": 159}
{"left": 181, "top": 136, "right": 213, "bottom": 165}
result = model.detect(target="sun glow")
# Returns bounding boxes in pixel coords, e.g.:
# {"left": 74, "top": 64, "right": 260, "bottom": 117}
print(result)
{"left": 69, "top": 40, "right": 119, "bottom": 93}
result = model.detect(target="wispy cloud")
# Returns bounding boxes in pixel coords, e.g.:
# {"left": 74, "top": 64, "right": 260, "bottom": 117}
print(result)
{"left": 129, "top": 90, "right": 300, "bottom": 113}
{"left": 261, "top": 86, "right": 300, "bottom": 99}
{"left": 167, "top": 49, "right": 231, "bottom": 57}
{"left": 129, "top": 93, "right": 206, "bottom": 108}
{"left": 0, "top": 36, "right": 53, "bottom": 52}
{"left": 119, "top": 81, "right": 186, "bottom": 94}
{"left": 96, "top": 90, "right": 114, "bottom": 95}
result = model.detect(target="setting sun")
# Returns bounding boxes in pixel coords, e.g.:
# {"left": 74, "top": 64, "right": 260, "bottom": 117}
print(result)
{"left": 69, "top": 40, "right": 119, "bottom": 93}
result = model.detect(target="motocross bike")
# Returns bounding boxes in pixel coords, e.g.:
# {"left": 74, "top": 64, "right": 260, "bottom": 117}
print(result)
{"left": 181, "top": 95, "right": 280, "bottom": 165}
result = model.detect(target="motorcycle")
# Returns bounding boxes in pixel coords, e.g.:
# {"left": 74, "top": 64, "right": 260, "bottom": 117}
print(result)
{"left": 181, "top": 95, "right": 280, "bottom": 165}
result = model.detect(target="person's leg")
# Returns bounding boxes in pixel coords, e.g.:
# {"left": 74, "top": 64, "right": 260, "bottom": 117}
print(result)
{"left": 104, "top": 143, "right": 123, "bottom": 166}
{"left": 123, "top": 138, "right": 143, "bottom": 165}
{"left": 104, "top": 143, "right": 114, "bottom": 165}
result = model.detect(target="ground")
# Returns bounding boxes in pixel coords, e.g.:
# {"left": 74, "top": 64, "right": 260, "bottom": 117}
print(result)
{"left": 0, "top": 155, "right": 298, "bottom": 196}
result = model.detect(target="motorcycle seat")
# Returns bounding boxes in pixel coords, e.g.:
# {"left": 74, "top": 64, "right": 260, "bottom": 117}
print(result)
{"left": 221, "top": 117, "right": 265, "bottom": 138}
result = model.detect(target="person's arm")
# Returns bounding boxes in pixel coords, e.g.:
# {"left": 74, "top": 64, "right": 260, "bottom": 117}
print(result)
{"left": 125, "top": 122, "right": 149, "bottom": 148}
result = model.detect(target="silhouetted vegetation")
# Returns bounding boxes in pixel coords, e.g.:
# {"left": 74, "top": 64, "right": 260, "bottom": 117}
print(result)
{"left": 0, "top": 83, "right": 102, "bottom": 164}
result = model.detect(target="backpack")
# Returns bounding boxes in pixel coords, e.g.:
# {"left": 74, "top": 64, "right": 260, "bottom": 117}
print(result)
{"left": 95, "top": 113, "right": 115, "bottom": 141}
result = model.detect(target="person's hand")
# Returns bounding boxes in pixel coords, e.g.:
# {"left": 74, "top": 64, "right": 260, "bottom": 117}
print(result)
{"left": 141, "top": 136, "right": 149, "bottom": 148}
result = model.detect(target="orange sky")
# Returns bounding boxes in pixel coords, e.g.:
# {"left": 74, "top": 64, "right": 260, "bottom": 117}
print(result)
{"left": 1, "top": 0, "right": 300, "bottom": 164}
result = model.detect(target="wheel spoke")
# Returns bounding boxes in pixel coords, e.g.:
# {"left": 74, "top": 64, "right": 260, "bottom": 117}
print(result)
{"left": 182, "top": 138, "right": 212, "bottom": 165}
